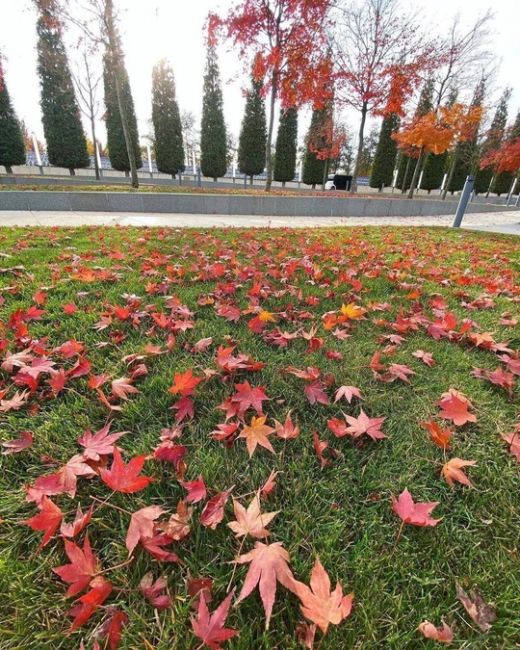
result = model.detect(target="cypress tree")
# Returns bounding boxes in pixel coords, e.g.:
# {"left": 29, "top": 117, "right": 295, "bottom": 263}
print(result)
{"left": 34, "top": 0, "right": 88, "bottom": 174}
{"left": 474, "top": 88, "right": 511, "bottom": 194}
{"left": 0, "top": 60, "right": 26, "bottom": 174}
{"left": 151, "top": 59, "right": 184, "bottom": 177}
{"left": 302, "top": 108, "right": 328, "bottom": 188}
{"left": 420, "top": 151, "right": 447, "bottom": 192}
{"left": 398, "top": 79, "right": 434, "bottom": 191}
{"left": 200, "top": 43, "right": 227, "bottom": 181}
{"left": 369, "top": 112, "right": 399, "bottom": 189}
{"left": 446, "top": 80, "right": 485, "bottom": 193}
{"left": 274, "top": 107, "right": 298, "bottom": 185}
{"left": 103, "top": 47, "right": 142, "bottom": 174}
{"left": 238, "top": 74, "right": 266, "bottom": 183}
{"left": 492, "top": 111, "right": 520, "bottom": 195}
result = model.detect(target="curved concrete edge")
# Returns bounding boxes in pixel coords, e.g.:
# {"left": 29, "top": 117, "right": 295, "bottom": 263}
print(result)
{"left": 0, "top": 190, "right": 517, "bottom": 217}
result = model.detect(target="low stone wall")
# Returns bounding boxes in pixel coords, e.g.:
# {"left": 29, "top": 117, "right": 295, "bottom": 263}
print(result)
{"left": 0, "top": 190, "right": 516, "bottom": 217}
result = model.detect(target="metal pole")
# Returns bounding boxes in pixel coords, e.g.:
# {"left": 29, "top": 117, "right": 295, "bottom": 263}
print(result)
{"left": 506, "top": 178, "right": 517, "bottom": 206}
{"left": 452, "top": 175, "right": 475, "bottom": 228}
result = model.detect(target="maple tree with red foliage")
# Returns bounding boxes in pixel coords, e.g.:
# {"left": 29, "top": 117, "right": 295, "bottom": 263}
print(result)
{"left": 211, "top": 0, "right": 333, "bottom": 190}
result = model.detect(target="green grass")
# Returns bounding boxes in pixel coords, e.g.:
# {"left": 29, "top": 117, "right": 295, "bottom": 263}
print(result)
{"left": 0, "top": 226, "right": 519, "bottom": 649}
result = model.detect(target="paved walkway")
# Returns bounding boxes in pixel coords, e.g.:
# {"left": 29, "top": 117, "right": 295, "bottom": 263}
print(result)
{"left": 0, "top": 210, "right": 519, "bottom": 235}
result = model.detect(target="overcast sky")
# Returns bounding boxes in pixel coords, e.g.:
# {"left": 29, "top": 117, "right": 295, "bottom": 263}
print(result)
{"left": 0, "top": 0, "right": 518, "bottom": 152}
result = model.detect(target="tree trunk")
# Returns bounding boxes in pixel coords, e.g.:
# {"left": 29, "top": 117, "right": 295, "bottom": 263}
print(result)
{"left": 90, "top": 118, "right": 100, "bottom": 181}
{"left": 401, "top": 157, "right": 412, "bottom": 193}
{"left": 5, "top": 165, "right": 13, "bottom": 174}
{"left": 321, "top": 158, "right": 330, "bottom": 191}
{"left": 106, "top": 0, "right": 139, "bottom": 189}
{"left": 69, "top": 168, "right": 76, "bottom": 176}
{"left": 264, "top": 69, "right": 278, "bottom": 192}
{"left": 441, "top": 149, "right": 458, "bottom": 200}
{"left": 351, "top": 104, "right": 368, "bottom": 193}
{"left": 249, "top": 175, "right": 253, "bottom": 185}
{"left": 282, "top": 180, "right": 286, "bottom": 187}
{"left": 407, "top": 147, "right": 424, "bottom": 198}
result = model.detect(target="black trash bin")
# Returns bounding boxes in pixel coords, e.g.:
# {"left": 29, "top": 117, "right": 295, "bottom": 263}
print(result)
{"left": 333, "top": 174, "right": 352, "bottom": 190}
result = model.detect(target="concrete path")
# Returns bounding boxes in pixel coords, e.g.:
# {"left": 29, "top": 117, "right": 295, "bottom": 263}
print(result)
{"left": 0, "top": 210, "right": 519, "bottom": 235}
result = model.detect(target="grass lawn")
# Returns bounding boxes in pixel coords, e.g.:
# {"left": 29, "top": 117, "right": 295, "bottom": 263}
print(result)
{"left": 0, "top": 182, "right": 389, "bottom": 199}
{"left": 0, "top": 226, "right": 518, "bottom": 649}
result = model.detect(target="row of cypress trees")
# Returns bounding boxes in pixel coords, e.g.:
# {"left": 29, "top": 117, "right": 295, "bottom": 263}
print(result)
{"left": 0, "top": 11, "right": 300, "bottom": 184}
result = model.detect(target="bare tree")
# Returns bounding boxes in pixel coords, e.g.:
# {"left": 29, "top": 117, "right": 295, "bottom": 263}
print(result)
{"left": 72, "top": 47, "right": 102, "bottom": 179}
{"left": 332, "top": 0, "right": 429, "bottom": 192}
{"left": 62, "top": 0, "right": 139, "bottom": 188}
{"left": 432, "top": 12, "right": 495, "bottom": 108}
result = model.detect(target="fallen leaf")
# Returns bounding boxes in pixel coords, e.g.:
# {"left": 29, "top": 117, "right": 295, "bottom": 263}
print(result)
{"left": 238, "top": 416, "right": 275, "bottom": 457}
{"left": 139, "top": 572, "right": 171, "bottom": 609}
{"left": 227, "top": 491, "right": 278, "bottom": 539}
{"left": 191, "top": 589, "right": 237, "bottom": 650}
{"left": 200, "top": 490, "right": 232, "bottom": 529}
{"left": 294, "top": 557, "right": 353, "bottom": 634}
{"left": 23, "top": 496, "right": 63, "bottom": 549}
{"left": 455, "top": 582, "right": 496, "bottom": 632}
{"left": 442, "top": 458, "right": 477, "bottom": 488}
{"left": 99, "top": 447, "right": 152, "bottom": 494}
{"left": 53, "top": 534, "right": 98, "bottom": 597}
{"left": 392, "top": 489, "right": 441, "bottom": 527}
{"left": 126, "top": 505, "right": 165, "bottom": 555}
{"left": 438, "top": 389, "right": 477, "bottom": 426}
{"left": 235, "top": 541, "right": 297, "bottom": 629}
{"left": 1, "top": 430, "right": 33, "bottom": 455}
{"left": 418, "top": 620, "right": 453, "bottom": 644}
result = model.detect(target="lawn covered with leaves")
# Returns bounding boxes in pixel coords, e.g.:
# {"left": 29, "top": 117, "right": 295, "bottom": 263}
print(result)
{"left": 0, "top": 226, "right": 519, "bottom": 650}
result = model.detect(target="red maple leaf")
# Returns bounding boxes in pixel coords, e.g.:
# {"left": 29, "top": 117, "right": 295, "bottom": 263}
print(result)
{"left": 438, "top": 389, "right": 477, "bottom": 426}
{"left": 235, "top": 541, "right": 298, "bottom": 629}
{"left": 169, "top": 369, "right": 203, "bottom": 397}
{"left": 97, "top": 607, "right": 128, "bottom": 650}
{"left": 334, "top": 385, "right": 362, "bottom": 403}
{"left": 294, "top": 557, "right": 353, "bottom": 634}
{"left": 23, "top": 496, "right": 63, "bottom": 548}
{"left": 111, "top": 377, "right": 140, "bottom": 401}
{"left": 392, "top": 488, "right": 441, "bottom": 527}
{"left": 344, "top": 409, "right": 386, "bottom": 441}
{"left": 200, "top": 489, "right": 232, "bottom": 529}
{"left": 53, "top": 534, "right": 99, "bottom": 597}
{"left": 181, "top": 475, "right": 207, "bottom": 503}
{"left": 304, "top": 381, "right": 330, "bottom": 405}
{"left": 99, "top": 447, "right": 152, "bottom": 494}
{"left": 78, "top": 423, "right": 126, "bottom": 461}
{"left": 126, "top": 505, "right": 165, "bottom": 555}
{"left": 139, "top": 572, "right": 172, "bottom": 610}
{"left": 232, "top": 381, "right": 269, "bottom": 416}
{"left": 1, "top": 430, "right": 33, "bottom": 455}
{"left": 60, "top": 504, "right": 93, "bottom": 538}
{"left": 191, "top": 589, "right": 237, "bottom": 650}
{"left": 68, "top": 576, "right": 113, "bottom": 631}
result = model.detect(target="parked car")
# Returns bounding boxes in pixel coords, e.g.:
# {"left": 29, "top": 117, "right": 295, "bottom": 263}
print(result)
{"left": 324, "top": 174, "right": 353, "bottom": 191}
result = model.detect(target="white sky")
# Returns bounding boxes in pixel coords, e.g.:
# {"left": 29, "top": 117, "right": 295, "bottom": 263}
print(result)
{"left": 0, "top": 0, "right": 518, "bottom": 151}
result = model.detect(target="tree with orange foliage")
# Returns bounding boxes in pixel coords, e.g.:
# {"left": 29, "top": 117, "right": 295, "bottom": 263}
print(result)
{"left": 211, "top": 1, "right": 333, "bottom": 191}
{"left": 393, "top": 103, "right": 483, "bottom": 198}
